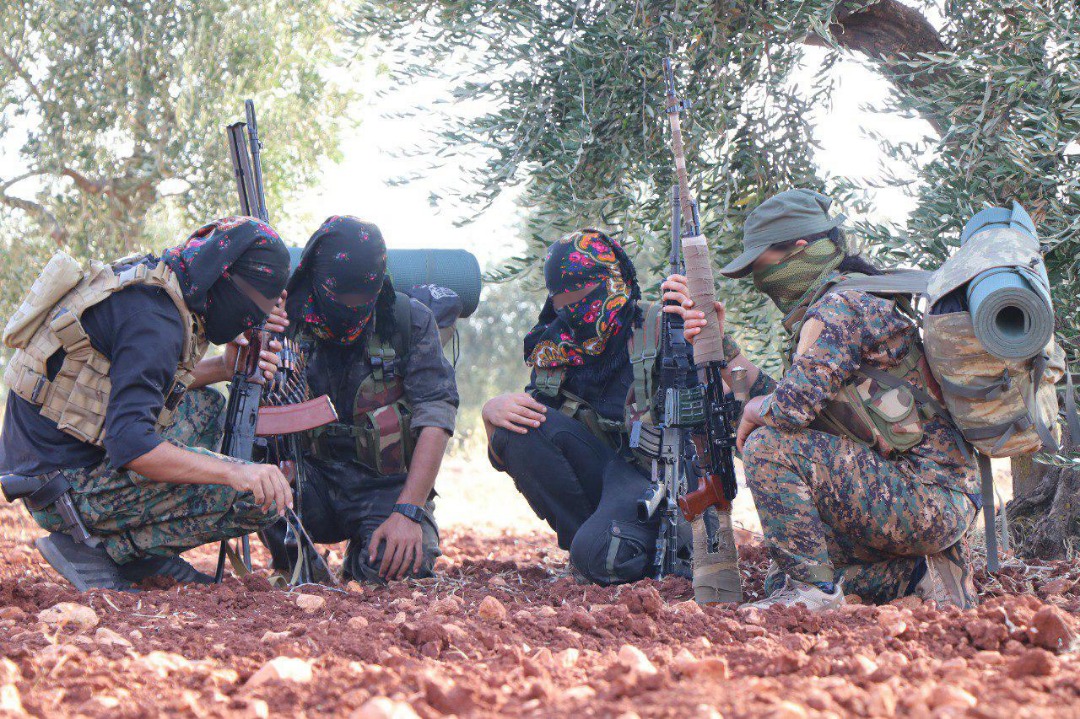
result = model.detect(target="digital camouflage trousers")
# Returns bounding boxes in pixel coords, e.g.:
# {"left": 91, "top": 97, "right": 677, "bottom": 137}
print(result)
{"left": 743, "top": 426, "right": 977, "bottom": 604}
{"left": 30, "top": 388, "right": 276, "bottom": 565}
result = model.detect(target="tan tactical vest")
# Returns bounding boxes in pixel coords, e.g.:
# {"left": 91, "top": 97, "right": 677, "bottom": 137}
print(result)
{"left": 3, "top": 251, "right": 208, "bottom": 446}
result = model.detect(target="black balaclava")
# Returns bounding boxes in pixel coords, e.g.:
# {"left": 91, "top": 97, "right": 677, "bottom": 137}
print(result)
{"left": 286, "top": 216, "right": 390, "bottom": 346}
{"left": 162, "top": 216, "right": 290, "bottom": 344}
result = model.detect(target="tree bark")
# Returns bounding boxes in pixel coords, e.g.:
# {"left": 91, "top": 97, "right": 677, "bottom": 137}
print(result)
{"left": 805, "top": 0, "right": 949, "bottom": 133}
{"left": 1007, "top": 424, "right": 1077, "bottom": 560}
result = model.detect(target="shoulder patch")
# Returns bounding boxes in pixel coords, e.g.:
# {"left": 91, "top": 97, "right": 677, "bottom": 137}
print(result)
{"left": 796, "top": 317, "right": 826, "bottom": 356}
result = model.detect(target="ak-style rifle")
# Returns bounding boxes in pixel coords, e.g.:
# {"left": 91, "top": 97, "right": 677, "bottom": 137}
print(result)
{"left": 632, "top": 182, "right": 697, "bottom": 580}
{"left": 215, "top": 100, "right": 338, "bottom": 585}
{"left": 660, "top": 59, "right": 746, "bottom": 603}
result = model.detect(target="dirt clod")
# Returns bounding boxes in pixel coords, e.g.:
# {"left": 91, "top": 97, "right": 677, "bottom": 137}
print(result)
{"left": 477, "top": 595, "right": 507, "bottom": 622}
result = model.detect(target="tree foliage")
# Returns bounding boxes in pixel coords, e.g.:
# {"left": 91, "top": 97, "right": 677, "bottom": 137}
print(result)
{"left": 350, "top": 0, "right": 1080, "bottom": 370}
{"left": 859, "top": 3, "right": 1080, "bottom": 357}
{"left": 0, "top": 0, "right": 349, "bottom": 318}
{"left": 349, "top": 0, "right": 860, "bottom": 361}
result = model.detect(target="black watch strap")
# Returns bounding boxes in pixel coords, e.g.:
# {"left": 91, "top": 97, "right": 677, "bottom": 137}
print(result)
{"left": 393, "top": 503, "right": 425, "bottom": 524}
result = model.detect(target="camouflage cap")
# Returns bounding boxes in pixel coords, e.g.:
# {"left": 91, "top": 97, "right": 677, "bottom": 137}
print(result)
{"left": 720, "top": 189, "right": 846, "bottom": 279}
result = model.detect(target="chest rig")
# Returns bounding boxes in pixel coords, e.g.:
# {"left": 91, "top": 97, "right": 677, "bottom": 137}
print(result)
{"left": 532, "top": 304, "right": 663, "bottom": 459}
{"left": 306, "top": 292, "right": 416, "bottom": 476}
{"left": 3, "top": 252, "right": 208, "bottom": 446}
{"left": 786, "top": 275, "right": 948, "bottom": 457}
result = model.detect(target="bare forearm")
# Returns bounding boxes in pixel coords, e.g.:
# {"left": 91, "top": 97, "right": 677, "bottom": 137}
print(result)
{"left": 125, "top": 442, "right": 236, "bottom": 486}
{"left": 398, "top": 426, "right": 450, "bottom": 505}
{"left": 190, "top": 355, "right": 230, "bottom": 389}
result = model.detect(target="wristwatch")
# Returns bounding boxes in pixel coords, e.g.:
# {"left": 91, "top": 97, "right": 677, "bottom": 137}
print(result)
{"left": 392, "top": 503, "right": 425, "bottom": 524}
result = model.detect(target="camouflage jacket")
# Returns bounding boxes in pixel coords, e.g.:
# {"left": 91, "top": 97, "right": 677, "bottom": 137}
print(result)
{"left": 750, "top": 289, "right": 979, "bottom": 494}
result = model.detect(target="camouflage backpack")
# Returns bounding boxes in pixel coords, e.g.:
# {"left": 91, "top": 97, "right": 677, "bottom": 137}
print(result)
{"left": 820, "top": 204, "right": 1072, "bottom": 569}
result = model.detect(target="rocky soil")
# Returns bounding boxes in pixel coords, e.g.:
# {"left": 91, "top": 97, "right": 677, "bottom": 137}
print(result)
{"left": 3, "top": 500, "right": 1080, "bottom": 718}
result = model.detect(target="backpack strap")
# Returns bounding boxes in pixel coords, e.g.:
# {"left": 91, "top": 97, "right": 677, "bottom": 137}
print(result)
{"left": 533, "top": 367, "right": 565, "bottom": 399}
{"left": 391, "top": 291, "right": 413, "bottom": 358}
{"left": 828, "top": 270, "right": 933, "bottom": 295}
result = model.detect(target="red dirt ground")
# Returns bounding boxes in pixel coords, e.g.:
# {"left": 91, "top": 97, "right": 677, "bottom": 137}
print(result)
{"left": 3, "top": 500, "right": 1080, "bottom": 718}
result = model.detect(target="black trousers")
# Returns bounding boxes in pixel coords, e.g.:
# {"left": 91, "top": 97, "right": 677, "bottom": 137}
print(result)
{"left": 261, "top": 459, "right": 440, "bottom": 582}
{"left": 490, "top": 410, "right": 659, "bottom": 585}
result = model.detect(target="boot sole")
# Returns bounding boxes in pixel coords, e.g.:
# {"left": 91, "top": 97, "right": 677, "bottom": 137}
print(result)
{"left": 35, "top": 535, "right": 93, "bottom": 592}
{"left": 34, "top": 535, "right": 131, "bottom": 592}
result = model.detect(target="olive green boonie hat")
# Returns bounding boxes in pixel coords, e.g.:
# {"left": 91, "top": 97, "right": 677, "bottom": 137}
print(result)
{"left": 720, "top": 188, "right": 847, "bottom": 279}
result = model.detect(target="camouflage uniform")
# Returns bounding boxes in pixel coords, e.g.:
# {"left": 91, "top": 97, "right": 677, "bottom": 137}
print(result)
{"left": 741, "top": 289, "right": 980, "bottom": 603}
{"left": 29, "top": 387, "right": 276, "bottom": 565}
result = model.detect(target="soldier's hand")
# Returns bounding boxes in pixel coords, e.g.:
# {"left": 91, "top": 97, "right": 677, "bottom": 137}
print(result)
{"left": 736, "top": 395, "right": 767, "bottom": 452}
{"left": 661, "top": 274, "right": 692, "bottom": 313}
{"left": 265, "top": 291, "right": 289, "bottom": 335}
{"left": 482, "top": 393, "right": 548, "bottom": 434}
{"left": 230, "top": 463, "right": 294, "bottom": 516}
{"left": 369, "top": 513, "right": 424, "bottom": 580}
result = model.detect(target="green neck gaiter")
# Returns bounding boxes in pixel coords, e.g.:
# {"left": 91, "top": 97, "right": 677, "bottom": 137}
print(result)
{"left": 752, "top": 238, "right": 845, "bottom": 315}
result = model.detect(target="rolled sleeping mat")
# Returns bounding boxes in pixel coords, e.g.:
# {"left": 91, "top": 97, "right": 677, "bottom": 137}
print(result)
{"left": 288, "top": 247, "right": 482, "bottom": 318}
{"left": 965, "top": 266, "right": 1055, "bottom": 361}
{"left": 960, "top": 203, "right": 1054, "bottom": 361}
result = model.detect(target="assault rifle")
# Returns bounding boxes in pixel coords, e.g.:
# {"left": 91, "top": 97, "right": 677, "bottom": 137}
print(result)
{"left": 660, "top": 58, "right": 746, "bottom": 603}
{"left": 216, "top": 100, "right": 338, "bottom": 585}
{"left": 632, "top": 184, "right": 698, "bottom": 579}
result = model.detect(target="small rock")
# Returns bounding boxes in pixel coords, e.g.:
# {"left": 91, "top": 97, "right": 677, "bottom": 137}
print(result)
{"left": 679, "top": 657, "right": 729, "bottom": 680}
{"left": 1040, "top": 577, "right": 1074, "bottom": 595}
{"left": 295, "top": 594, "right": 326, "bottom": 613}
{"left": 0, "top": 659, "right": 20, "bottom": 684}
{"left": 0, "top": 684, "right": 23, "bottom": 716}
{"left": 513, "top": 609, "right": 533, "bottom": 622}
{"left": 94, "top": 627, "right": 132, "bottom": 648}
{"left": 617, "top": 644, "right": 657, "bottom": 676}
{"left": 563, "top": 686, "right": 596, "bottom": 701}
{"left": 763, "top": 701, "right": 809, "bottom": 719}
{"left": 556, "top": 648, "right": 580, "bottom": 668}
{"left": 925, "top": 684, "right": 977, "bottom": 710}
{"left": 430, "top": 596, "right": 463, "bottom": 614}
{"left": 672, "top": 600, "right": 704, "bottom": 615}
{"left": 249, "top": 699, "right": 270, "bottom": 718}
{"left": 489, "top": 575, "right": 508, "bottom": 587}
{"left": 260, "top": 630, "right": 290, "bottom": 644}
{"left": 134, "top": 651, "right": 193, "bottom": 677}
{"left": 0, "top": 607, "right": 26, "bottom": 622}
{"left": 351, "top": 697, "right": 421, "bottom": 719}
{"left": 851, "top": 655, "right": 878, "bottom": 677}
{"left": 536, "top": 606, "right": 557, "bottom": 618}
{"left": 346, "top": 582, "right": 365, "bottom": 595}
{"left": 347, "top": 616, "right": 370, "bottom": 631}
{"left": 532, "top": 647, "right": 554, "bottom": 666}
{"left": 244, "top": 657, "right": 314, "bottom": 689}
{"left": 891, "top": 595, "right": 923, "bottom": 611}
{"left": 616, "top": 713, "right": 642, "bottom": 719}
{"left": 1028, "top": 606, "right": 1077, "bottom": 652}
{"left": 37, "top": 602, "right": 98, "bottom": 631}
{"left": 1010, "top": 648, "right": 1058, "bottom": 677}
{"left": 477, "top": 596, "right": 507, "bottom": 622}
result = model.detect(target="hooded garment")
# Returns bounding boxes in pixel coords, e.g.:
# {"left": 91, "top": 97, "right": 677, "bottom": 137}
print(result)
{"left": 524, "top": 229, "right": 640, "bottom": 370}
{"left": 286, "top": 216, "right": 391, "bottom": 346}
{"left": 162, "top": 216, "right": 290, "bottom": 344}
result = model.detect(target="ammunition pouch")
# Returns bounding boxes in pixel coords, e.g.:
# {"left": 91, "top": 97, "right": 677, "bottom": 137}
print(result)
{"left": 306, "top": 294, "right": 418, "bottom": 476}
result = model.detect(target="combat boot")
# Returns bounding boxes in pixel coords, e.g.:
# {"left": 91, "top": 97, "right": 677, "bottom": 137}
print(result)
{"left": 119, "top": 554, "right": 215, "bottom": 585}
{"left": 743, "top": 576, "right": 844, "bottom": 612}
{"left": 915, "top": 543, "right": 976, "bottom": 609}
{"left": 35, "top": 532, "right": 132, "bottom": 592}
